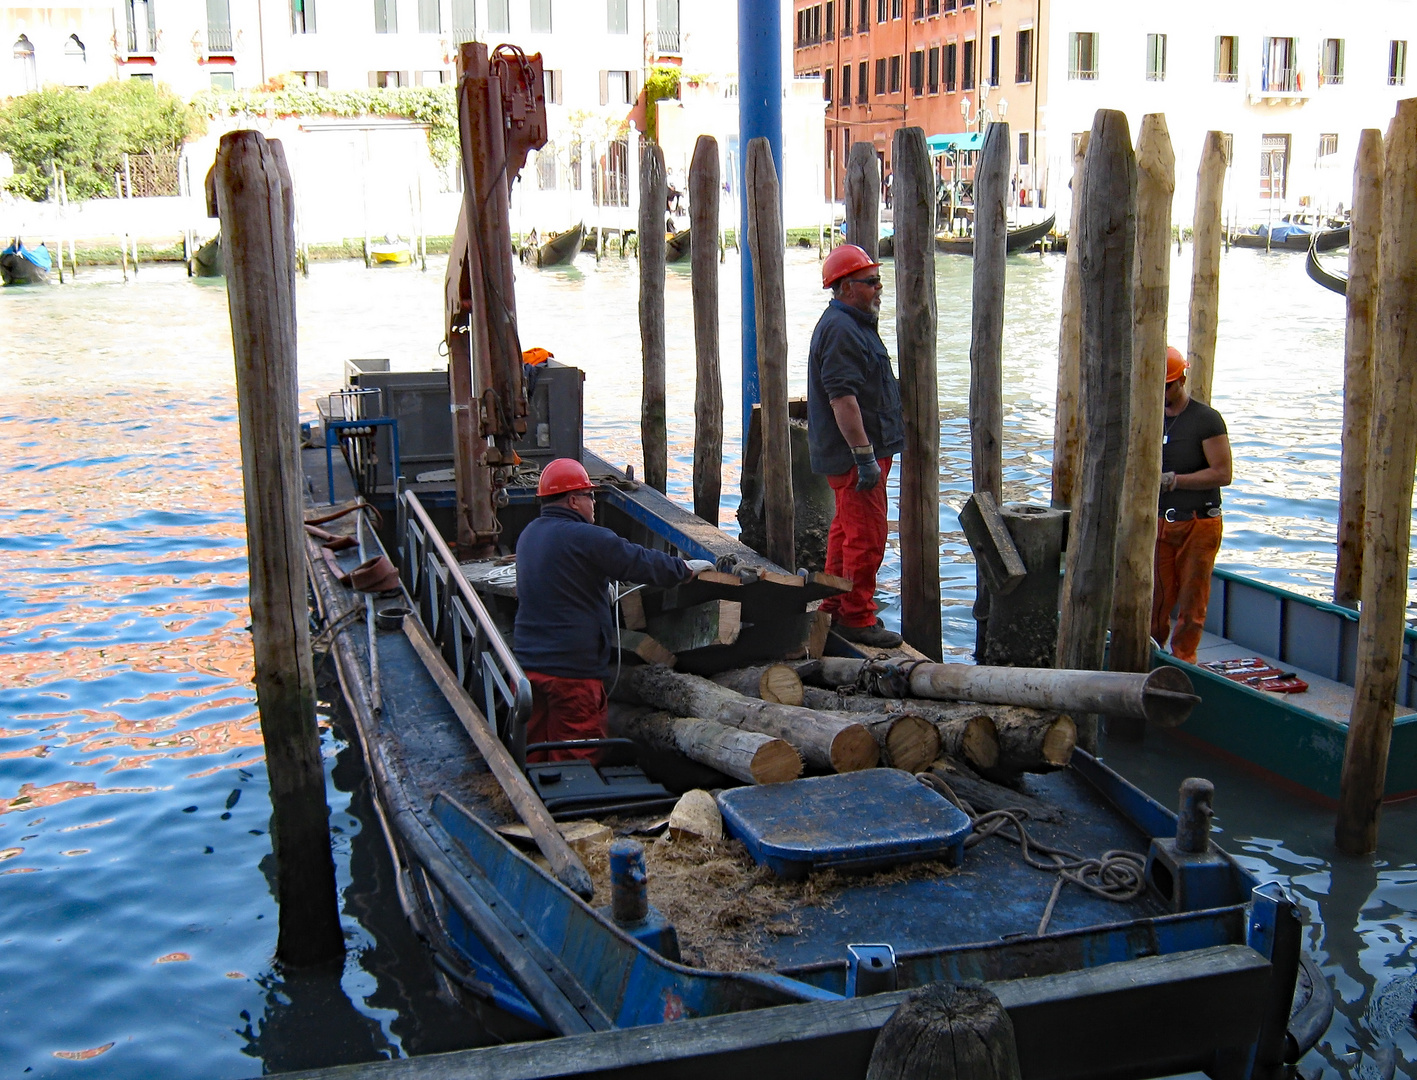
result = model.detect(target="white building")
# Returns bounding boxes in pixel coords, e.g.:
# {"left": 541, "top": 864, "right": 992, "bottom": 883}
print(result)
{"left": 1040, "top": 0, "right": 1417, "bottom": 226}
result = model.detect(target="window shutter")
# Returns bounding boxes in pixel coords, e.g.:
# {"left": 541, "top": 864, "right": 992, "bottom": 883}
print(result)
{"left": 629, "top": 70, "right": 639, "bottom": 103}
{"left": 369, "top": 70, "right": 378, "bottom": 86}
{"left": 599, "top": 70, "right": 609, "bottom": 105}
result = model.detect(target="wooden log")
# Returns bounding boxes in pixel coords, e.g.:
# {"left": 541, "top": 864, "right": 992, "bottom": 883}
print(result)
{"left": 1334, "top": 128, "right": 1383, "bottom": 610}
{"left": 893, "top": 127, "right": 942, "bottom": 660}
{"left": 745, "top": 137, "right": 795, "bottom": 571}
{"left": 644, "top": 599, "right": 742, "bottom": 654}
{"left": 935, "top": 714, "right": 1001, "bottom": 772}
{"left": 626, "top": 666, "right": 879, "bottom": 773}
{"left": 1187, "top": 131, "right": 1227, "bottom": 406}
{"left": 846, "top": 141, "right": 880, "bottom": 263}
{"left": 993, "top": 711, "right": 1076, "bottom": 773}
{"left": 860, "top": 713, "right": 943, "bottom": 774}
{"left": 607, "top": 710, "right": 803, "bottom": 785}
{"left": 1109, "top": 112, "right": 1175, "bottom": 738}
{"left": 959, "top": 492, "right": 1027, "bottom": 597}
{"left": 865, "top": 983, "right": 1022, "bottom": 1080}
{"left": 925, "top": 760, "right": 1064, "bottom": 823}
{"left": 669, "top": 789, "right": 724, "bottom": 841}
{"left": 798, "top": 687, "right": 1001, "bottom": 773}
{"left": 639, "top": 140, "right": 668, "bottom": 493}
{"left": 1052, "top": 131, "right": 1089, "bottom": 510}
{"left": 1336, "top": 99, "right": 1417, "bottom": 855}
{"left": 616, "top": 629, "right": 676, "bottom": 668}
{"left": 689, "top": 135, "right": 723, "bottom": 525}
{"left": 1057, "top": 109, "right": 1137, "bottom": 753}
{"left": 216, "top": 130, "right": 344, "bottom": 968}
{"left": 979, "top": 502, "right": 1067, "bottom": 668}
{"left": 804, "top": 657, "right": 1197, "bottom": 727}
{"left": 710, "top": 663, "right": 805, "bottom": 706}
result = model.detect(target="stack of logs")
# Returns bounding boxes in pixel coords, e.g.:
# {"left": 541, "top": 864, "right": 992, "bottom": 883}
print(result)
{"left": 606, "top": 659, "right": 1193, "bottom": 805}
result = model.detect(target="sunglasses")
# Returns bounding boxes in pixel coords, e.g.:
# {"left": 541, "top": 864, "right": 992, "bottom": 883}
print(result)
{"left": 850, "top": 275, "right": 882, "bottom": 288}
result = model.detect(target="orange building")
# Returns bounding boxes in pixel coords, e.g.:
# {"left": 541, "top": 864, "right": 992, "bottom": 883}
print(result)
{"left": 793, "top": 0, "right": 984, "bottom": 202}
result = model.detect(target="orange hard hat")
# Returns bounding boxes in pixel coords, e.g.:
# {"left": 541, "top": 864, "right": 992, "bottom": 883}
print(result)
{"left": 537, "top": 457, "right": 594, "bottom": 497}
{"left": 822, "top": 244, "right": 880, "bottom": 289}
{"left": 1166, "top": 346, "right": 1188, "bottom": 383}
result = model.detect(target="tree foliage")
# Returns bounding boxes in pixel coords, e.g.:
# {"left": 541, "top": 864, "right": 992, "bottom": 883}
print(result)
{"left": 0, "top": 81, "right": 201, "bottom": 200}
{"left": 642, "top": 65, "right": 681, "bottom": 144}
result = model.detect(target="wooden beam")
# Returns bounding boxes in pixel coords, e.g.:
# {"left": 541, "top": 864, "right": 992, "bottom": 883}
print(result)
{"left": 690, "top": 134, "right": 723, "bottom": 525}
{"left": 645, "top": 600, "right": 743, "bottom": 654}
{"left": 640, "top": 141, "right": 668, "bottom": 493}
{"left": 617, "top": 630, "right": 676, "bottom": 668}
{"left": 960, "top": 492, "right": 1027, "bottom": 597}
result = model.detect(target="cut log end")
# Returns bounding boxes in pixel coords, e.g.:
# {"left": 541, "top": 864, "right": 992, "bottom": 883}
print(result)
{"left": 829, "top": 725, "right": 881, "bottom": 772}
{"left": 759, "top": 663, "right": 805, "bottom": 706}
{"left": 751, "top": 739, "right": 806, "bottom": 784}
{"left": 866, "top": 983, "right": 1022, "bottom": 1080}
{"left": 1040, "top": 714, "right": 1077, "bottom": 765}
{"left": 882, "top": 714, "right": 943, "bottom": 775}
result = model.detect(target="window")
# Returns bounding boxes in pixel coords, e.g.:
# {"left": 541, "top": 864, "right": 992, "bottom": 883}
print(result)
{"left": 859, "top": 1, "right": 869, "bottom": 32}
{"left": 875, "top": 57, "right": 886, "bottom": 94}
{"left": 1259, "top": 133, "right": 1289, "bottom": 199}
{"left": 961, "top": 0, "right": 974, "bottom": 9}
{"left": 910, "top": 49, "right": 924, "bottom": 95}
{"left": 601, "top": 69, "right": 633, "bottom": 104}
{"left": 1146, "top": 33, "right": 1166, "bottom": 82}
{"left": 1320, "top": 38, "right": 1344, "bottom": 85}
{"left": 291, "top": 0, "right": 315, "bottom": 33}
{"left": 64, "top": 34, "right": 88, "bottom": 86}
{"left": 1262, "top": 37, "right": 1297, "bottom": 93}
{"left": 877, "top": 0, "right": 886, "bottom": 23}
{"left": 297, "top": 70, "right": 328, "bottom": 87}
{"left": 658, "top": 0, "right": 679, "bottom": 53}
{"left": 13, "top": 34, "right": 37, "bottom": 92}
{"left": 608, "top": 0, "right": 627, "bottom": 33}
{"left": 1068, "top": 31, "right": 1098, "bottom": 80}
{"left": 126, "top": 0, "right": 157, "bottom": 53}
{"left": 1214, "top": 35, "right": 1237, "bottom": 82}
{"left": 537, "top": 143, "right": 557, "bottom": 190}
{"left": 372, "top": 70, "right": 404, "bottom": 87}
{"left": 891, "top": 0, "right": 902, "bottom": 18}
{"left": 824, "top": 67, "right": 833, "bottom": 101}
{"left": 543, "top": 68, "right": 562, "bottom": 103}
{"left": 1391, "top": 40, "right": 1408, "bottom": 85}
{"left": 531, "top": 0, "right": 552, "bottom": 33}
{"left": 1018, "top": 131, "right": 1029, "bottom": 165}
{"left": 843, "top": 127, "right": 851, "bottom": 160}
{"left": 858, "top": 60, "right": 867, "bottom": 97}
{"left": 569, "top": 141, "right": 583, "bottom": 189}
{"left": 842, "top": 0, "right": 852, "bottom": 35}
{"left": 594, "top": 136, "right": 630, "bottom": 207}
{"left": 927, "top": 46, "right": 939, "bottom": 92}
{"left": 825, "top": 0, "right": 834, "bottom": 39}
{"left": 1318, "top": 133, "right": 1338, "bottom": 158}
{"left": 130, "top": 72, "right": 154, "bottom": 81}
{"left": 962, "top": 37, "right": 975, "bottom": 89}
{"left": 1015, "top": 27, "right": 1032, "bottom": 83}
{"left": 210, "top": 70, "right": 235, "bottom": 90}
{"left": 1221, "top": 133, "right": 1233, "bottom": 165}
{"left": 944, "top": 41, "right": 957, "bottom": 91}
{"left": 888, "top": 54, "right": 901, "bottom": 93}
{"left": 944, "top": 0, "right": 955, "bottom": 10}
{"left": 488, "top": 0, "right": 509, "bottom": 33}
{"left": 417, "top": 0, "right": 440, "bottom": 32}
{"left": 449, "top": 0, "right": 474, "bottom": 41}
{"left": 842, "top": 63, "right": 851, "bottom": 103}
{"left": 373, "top": 0, "right": 396, "bottom": 34}
{"left": 988, "top": 33, "right": 999, "bottom": 86}
{"left": 207, "top": 0, "right": 233, "bottom": 52}
{"left": 928, "top": 0, "right": 939, "bottom": 14}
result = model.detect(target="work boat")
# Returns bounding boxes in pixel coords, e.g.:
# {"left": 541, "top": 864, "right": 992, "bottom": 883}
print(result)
{"left": 303, "top": 356, "right": 1332, "bottom": 1079}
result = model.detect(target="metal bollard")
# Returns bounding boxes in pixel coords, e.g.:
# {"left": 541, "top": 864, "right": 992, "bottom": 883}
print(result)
{"left": 1176, "top": 778, "right": 1215, "bottom": 853}
{"left": 608, "top": 838, "right": 649, "bottom": 927}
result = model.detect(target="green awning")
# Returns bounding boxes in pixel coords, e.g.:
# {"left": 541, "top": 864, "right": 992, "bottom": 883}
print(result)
{"left": 927, "top": 132, "right": 984, "bottom": 154}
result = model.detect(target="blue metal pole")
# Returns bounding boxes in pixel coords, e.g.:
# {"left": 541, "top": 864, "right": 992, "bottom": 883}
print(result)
{"left": 737, "top": 0, "right": 783, "bottom": 443}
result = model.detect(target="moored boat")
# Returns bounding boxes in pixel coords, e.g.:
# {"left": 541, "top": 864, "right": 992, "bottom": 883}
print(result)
{"left": 191, "top": 235, "right": 223, "bottom": 277}
{"left": 665, "top": 228, "right": 691, "bottom": 262}
{"left": 521, "top": 223, "right": 584, "bottom": 267}
{"left": 1, "top": 238, "right": 53, "bottom": 285}
{"left": 370, "top": 237, "right": 413, "bottom": 265}
{"left": 935, "top": 214, "right": 1056, "bottom": 256}
{"left": 1233, "top": 223, "right": 1347, "bottom": 253}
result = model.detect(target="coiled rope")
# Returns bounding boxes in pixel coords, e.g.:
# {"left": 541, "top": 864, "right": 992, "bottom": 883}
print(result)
{"left": 915, "top": 770, "right": 1148, "bottom": 936}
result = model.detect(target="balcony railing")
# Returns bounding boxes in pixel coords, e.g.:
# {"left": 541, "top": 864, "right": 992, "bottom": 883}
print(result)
{"left": 1069, "top": 67, "right": 1098, "bottom": 80}
{"left": 1216, "top": 70, "right": 1238, "bottom": 82}
{"left": 451, "top": 23, "right": 477, "bottom": 44}
{"left": 1260, "top": 66, "right": 1298, "bottom": 92}
{"left": 1391, "top": 74, "right": 1407, "bottom": 85}
{"left": 208, "top": 26, "right": 233, "bottom": 53}
{"left": 657, "top": 27, "right": 680, "bottom": 54}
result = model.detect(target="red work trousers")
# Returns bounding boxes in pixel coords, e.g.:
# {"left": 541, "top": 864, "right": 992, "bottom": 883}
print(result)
{"left": 525, "top": 670, "right": 608, "bottom": 762}
{"left": 818, "top": 458, "right": 892, "bottom": 629}
{"left": 1151, "top": 515, "right": 1223, "bottom": 664}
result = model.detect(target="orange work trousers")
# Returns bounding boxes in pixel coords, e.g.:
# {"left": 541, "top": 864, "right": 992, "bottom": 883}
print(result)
{"left": 525, "top": 670, "right": 608, "bottom": 762}
{"left": 818, "top": 458, "right": 892, "bottom": 629}
{"left": 1151, "top": 515, "right": 1223, "bottom": 664}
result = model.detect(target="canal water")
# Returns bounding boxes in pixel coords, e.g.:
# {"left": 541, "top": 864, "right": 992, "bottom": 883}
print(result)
{"left": 0, "top": 247, "right": 1413, "bottom": 1078}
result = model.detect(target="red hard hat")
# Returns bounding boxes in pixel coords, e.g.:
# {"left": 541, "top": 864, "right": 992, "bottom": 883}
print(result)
{"left": 1166, "top": 346, "right": 1188, "bottom": 383}
{"left": 537, "top": 457, "right": 594, "bottom": 496}
{"left": 822, "top": 244, "right": 880, "bottom": 289}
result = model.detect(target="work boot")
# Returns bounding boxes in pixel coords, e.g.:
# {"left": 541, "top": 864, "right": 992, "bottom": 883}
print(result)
{"left": 834, "top": 620, "right": 902, "bottom": 648}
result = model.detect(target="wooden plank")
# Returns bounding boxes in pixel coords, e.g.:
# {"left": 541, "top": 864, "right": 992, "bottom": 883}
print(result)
{"left": 674, "top": 611, "right": 828, "bottom": 677}
{"left": 846, "top": 141, "right": 880, "bottom": 263}
{"left": 619, "top": 588, "right": 648, "bottom": 630}
{"left": 893, "top": 126, "right": 943, "bottom": 661}
{"left": 640, "top": 141, "right": 668, "bottom": 493}
{"left": 645, "top": 600, "right": 742, "bottom": 654}
{"left": 959, "top": 492, "right": 1027, "bottom": 597}
{"left": 690, "top": 134, "right": 723, "bottom": 525}
{"left": 1187, "top": 131, "right": 1227, "bottom": 405}
{"left": 617, "top": 629, "right": 676, "bottom": 668}
{"left": 1052, "top": 131, "right": 1089, "bottom": 510}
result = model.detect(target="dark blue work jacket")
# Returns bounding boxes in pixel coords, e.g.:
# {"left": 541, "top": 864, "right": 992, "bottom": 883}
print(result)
{"left": 806, "top": 299, "right": 905, "bottom": 475}
{"left": 513, "top": 504, "right": 690, "bottom": 679}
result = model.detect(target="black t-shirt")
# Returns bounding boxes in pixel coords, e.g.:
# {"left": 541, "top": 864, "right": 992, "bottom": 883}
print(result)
{"left": 1160, "top": 398, "right": 1228, "bottom": 513}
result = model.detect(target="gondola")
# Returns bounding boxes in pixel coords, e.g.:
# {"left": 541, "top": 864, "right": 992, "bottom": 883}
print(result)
{"left": 1306, "top": 242, "right": 1348, "bottom": 296}
{"left": 935, "top": 213, "right": 1056, "bottom": 256}
{"left": 666, "top": 228, "right": 691, "bottom": 263}
{"left": 1, "top": 238, "right": 53, "bottom": 285}
{"left": 191, "top": 235, "right": 223, "bottom": 277}
{"left": 1233, "top": 223, "right": 1349, "bottom": 252}
{"left": 522, "top": 222, "right": 584, "bottom": 267}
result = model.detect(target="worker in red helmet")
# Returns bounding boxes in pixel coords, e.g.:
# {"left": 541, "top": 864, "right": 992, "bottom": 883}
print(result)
{"left": 806, "top": 244, "right": 905, "bottom": 648}
{"left": 1151, "top": 346, "right": 1232, "bottom": 663}
{"left": 514, "top": 458, "right": 713, "bottom": 761}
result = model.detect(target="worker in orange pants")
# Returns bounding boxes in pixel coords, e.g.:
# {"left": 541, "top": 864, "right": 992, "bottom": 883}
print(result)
{"left": 819, "top": 458, "right": 893, "bottom": 630}
{"left": 1152, "top": 515, "right": 1224, "bottom": 663}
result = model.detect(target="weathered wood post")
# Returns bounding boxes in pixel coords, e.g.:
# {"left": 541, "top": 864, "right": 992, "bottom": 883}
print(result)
{"left": 215, "top": 130, "right": 344, "bottom": 967}
{"left": 1187, "top": 132, "right": 1227, "bottom": 405}
{"left": 1109, "top": 114, "right": 1175, "bottom": 742}
{"left": 639, "top": 141, "right": 669, "bottom": 494}
{"left": 1336, "top": 101, "right": 1417, "bottom": 855}
{"left": 894, "top": 127, "right": 942, "bottom": 659}
{"left": 1052, "top": 132, "right": 1089, "bottom": 510}
{"left": 846, "top": 142, "right": 880, "bottom": 263}
{"left": 866, "top": 984, "right": 1022, "bottom": 1080}
{"left": 690, "top": 135, "right": 723, "bottom": 525}
{"left": 745, "top": 136, "right": 795, "bottom": 571}
{"left": 970, "top": 121, "right": 1009, "bottom": 655}
{"left": 1333, "top": 129, "right": 1383, "bottom": 610}
{"left": 1056, "top": 110, "right": 1137, "bottom": 754}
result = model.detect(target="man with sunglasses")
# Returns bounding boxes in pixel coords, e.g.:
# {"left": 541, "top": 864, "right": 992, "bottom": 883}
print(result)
{"left": 1152, "top": 347, "right": 1232, "bottom": 663}
{"left": 806, "top": 244, "right": 906, "bottom": 648}
{"left": 515, "top": 458, "right": 713, "bottom": 761}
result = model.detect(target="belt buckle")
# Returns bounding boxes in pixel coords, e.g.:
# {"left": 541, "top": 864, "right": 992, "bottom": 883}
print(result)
{"left": 1163, "top": 507, "right": 1181, "bottom": 523}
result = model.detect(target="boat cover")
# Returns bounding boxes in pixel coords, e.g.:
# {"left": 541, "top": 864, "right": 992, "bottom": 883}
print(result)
{"left": 2, "top": 240, "right": 52, "bottom": 271}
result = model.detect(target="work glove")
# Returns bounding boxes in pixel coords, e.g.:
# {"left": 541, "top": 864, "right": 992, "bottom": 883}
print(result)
{"left": 1160, "top": 471, "right": 1178, "bottom": 494}
{"left": 684, "top": 559, "right": 715, "bottom": 578}
{"left": 852, "top": 444, "right": 882, "bottom": 492}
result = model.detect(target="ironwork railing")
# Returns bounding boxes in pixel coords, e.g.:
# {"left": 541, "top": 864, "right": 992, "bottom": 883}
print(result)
{"left": 208, "top": 26, "right": 233, "bottom": 52}
{"left": 401, "top": 490, "right": 532, "bottom": 763}
{"left": 657, "top": 27, "right": 680, "bottom": 54}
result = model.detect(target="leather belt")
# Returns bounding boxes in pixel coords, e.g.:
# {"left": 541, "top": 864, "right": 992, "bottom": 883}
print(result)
{"left": 1162, "top": 507, "right": 1221, "bottom": 522}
